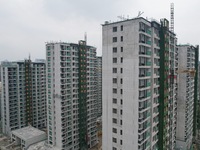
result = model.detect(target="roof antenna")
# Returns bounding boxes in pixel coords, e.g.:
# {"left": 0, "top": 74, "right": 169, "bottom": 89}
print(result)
{"left": 137, "top": 11, "right": 144, "bottom": 17}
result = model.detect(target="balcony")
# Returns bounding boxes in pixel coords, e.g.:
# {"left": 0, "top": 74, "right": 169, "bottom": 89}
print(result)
{"left": 146, "top": 30, "right": 151, "bottom": 35}
{"left": 147, "top": 41, "right": 151, "bottom": 45}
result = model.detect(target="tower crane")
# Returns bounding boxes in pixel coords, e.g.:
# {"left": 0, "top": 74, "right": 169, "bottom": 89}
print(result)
{"left": 176, "top": 69, "right": 196, "bottom": 77}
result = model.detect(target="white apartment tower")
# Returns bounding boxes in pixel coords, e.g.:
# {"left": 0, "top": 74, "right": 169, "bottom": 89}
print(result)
{"left": 1, "top": 59, "right": 46, "bottom": 136}
{"left": 46, "top": 41, "right": 97, "bottom": 150}
{"left": 102, "top": 18, "right": 160, "bottom": 150}
{"left": 102, "top": 17, "right": 178, "bottom": 150}
{"left": 176, "top": 45, "right": 198, "bottom": 150}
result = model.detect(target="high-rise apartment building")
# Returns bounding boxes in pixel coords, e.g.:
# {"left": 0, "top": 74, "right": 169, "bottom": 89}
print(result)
{"left": 159, "top": 19, "right": 178, "bottom": 150}
{"left": 102, "top": 17, "right": 177, "bottom": 150}
{"left": 176, "top": 45, "right": 199, "bottom": 149}
{"left": 96, "top": 56, "right": 102, "bottom": 117}
{"left": 0, "top": 82, "right": 2, "bottom": 123}
{"left": 46, "top": 41, "right": 97, "bottom": 150}
{"left": 197, "top": 62, "right": 200, "bottom": 134}
{"left": 1, "top": 59, "right": 46, "bottom": 136}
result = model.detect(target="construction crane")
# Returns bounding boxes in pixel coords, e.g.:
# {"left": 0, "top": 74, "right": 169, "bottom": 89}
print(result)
{"left": 170, "top": 3, "right": 174, "bottom": 32}
{"left": 176, "top": 69, "right": 196, "bottom": 77}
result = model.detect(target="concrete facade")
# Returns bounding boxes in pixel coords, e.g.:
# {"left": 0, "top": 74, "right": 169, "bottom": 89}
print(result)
{"left": 102, "top": 18, "right": 162, "bottom": 150}
{"left": 1, "top": 59, "right": 47, "bottom": 136}
{"left": 46, "top": 41, "right": 97, "bottom": 150}
{"left": 102, "top": 17, "right": 178, "bottom": 150}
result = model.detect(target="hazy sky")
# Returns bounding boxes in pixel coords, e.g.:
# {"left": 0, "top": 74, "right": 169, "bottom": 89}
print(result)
{"left": 0, "top": 0, "right": 199, "bottom": 61}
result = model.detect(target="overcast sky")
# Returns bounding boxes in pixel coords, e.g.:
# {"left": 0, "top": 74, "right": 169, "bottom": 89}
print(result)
{"left": 0, "top": 0, "right": 199, "bottom": 61}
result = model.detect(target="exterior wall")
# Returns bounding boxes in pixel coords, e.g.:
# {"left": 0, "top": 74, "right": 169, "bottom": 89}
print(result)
{"left": 46, "top": 42, "right": 97, "bottom": 150}
{"left": 96, "top": 56, "right": 102, "bottom": 117}
{"left": 0, "top": 82, "right": 2, "bottom": 123}
{"left": 176, "top": 45, "right": 196, "bottom": 150}
{"left": 102, "top": 18, "right": 157, "bottom": 150}
{"left": 102, "top": 17, "right": 178, "bottom": 150}
{"left": 1, "top": 60, "right": 46, "bottom": 136}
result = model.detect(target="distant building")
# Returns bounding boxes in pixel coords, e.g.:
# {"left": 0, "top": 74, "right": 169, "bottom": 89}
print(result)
{"left": 11, "top": 126, "right": 46, "bottom": 150}
{"left": 102, "top": 17, "right": 178, "bottom": 150}
{"left": 46, "top": 41, "right": 97, "bottom": 150}
{"left": 0, "top": 82, "right": 2, "bottom": 124}
{"left": 96, "top": 56, "right": 102, "bottom": 117}
{"left": 1, "top": 59, "right": 46, "bottom": 136}
{"left": 176, "top": 45, "right": 199, "bottom": 150}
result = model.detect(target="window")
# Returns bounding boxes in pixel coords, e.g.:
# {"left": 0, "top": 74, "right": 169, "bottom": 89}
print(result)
{"left": 120, "top": 130, "right": 123, "bottom": 135}
{"left": 121, "top": 47, "right": 123, "bottom": 52}
{"left": 120, "top": 140, "right": 123, "bottom": 145}
{"left": 113, "top": 88, "right": 117, "bottom": 94}
{"left": 113, "top": 58, "right": 117, "bottom": 63}
{"left": 113, "top": 98, "right": 117, "bottom": 104}
{"left": 120, "top": 120, "right": 123, "bottom": 125}
{"left": 121, "top": 68, "right": 123, "bottom": 73}
{"left": 113, "top": 78, "right": 117, "bottom": 83}
{"left": 120, "top": 78, "right": 123, "bottom": 84}
{"left": 121, "top": 36, "right": 123, "bottom": 42}
{"left": 121, "top": 57, "right": 123, "bottom": 63}
{"left": 113, "top": 26, "right": 117, "bottom": 32}
{"left": 121, "top": 25, "right": 123, "bottom": 31}
{"left": 120, "top": 110, "right": 123, "bottom": 115}
{"left": 113, "top": 47, "right": 117, "bottom": 53}
{"left": 113, "top": 37, "right": 117, "bottom": 42}
{"left": 113, "top": 68, "right": 117, "bottom": 73}
{"left": 121, "top": 99, "right": 123, "bottom": 105}
{"left": 120, "top": 89, "right": 123, "bottom": 94}
{"left": 113, "top": 118, "right": 117, "bottom": 123}
{"left": 113, "top": 147, "right": 117, "bottom": 150}
{"left": 113, "top": 128, "right": 117, "bottom": 133}
{"left": 113, "top": 137, "right": 117, "bottom": 143}
{"left": 113, "top": 108, "right": 117, "bottom": 114}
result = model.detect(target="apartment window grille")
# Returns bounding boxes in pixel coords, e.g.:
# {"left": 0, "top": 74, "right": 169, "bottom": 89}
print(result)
{"left": 113, "top": 98, "right": 117, "bottom": 104}
{"left": 113, "top": 58, "right": 117, "bottom": 63}
{"left": 113, "top": 47, "right": 117, "bottom": 53}
{"left": 113, "top": 37, "right": 117, "bottom": 43}
{"left": 113, "top": 27, "right": 117, "bottom": 32}
{"left": 113, "top": 78, "right": 117, "bottom": 83}
{"left": 113, "top": 128, "right": 117, "bottom": 133}
{"left": 113, "top": 138, "right": 117, "bottom": 143}
{"left": 113, "top": 118, "right": 117, "bottom": 123}
{"left": 113, "top": 108, "right": 117, "bottom": 114}
{"left": 113, "top": 88, "right": 117, "bottom": 94}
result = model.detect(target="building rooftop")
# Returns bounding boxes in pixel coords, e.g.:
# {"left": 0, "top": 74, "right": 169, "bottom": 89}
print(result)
{"left": 28, "top": 141, "right": 60, "bottom": 150}
{"left": 12, "top": 126, "right": 46, "bottom": 141}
